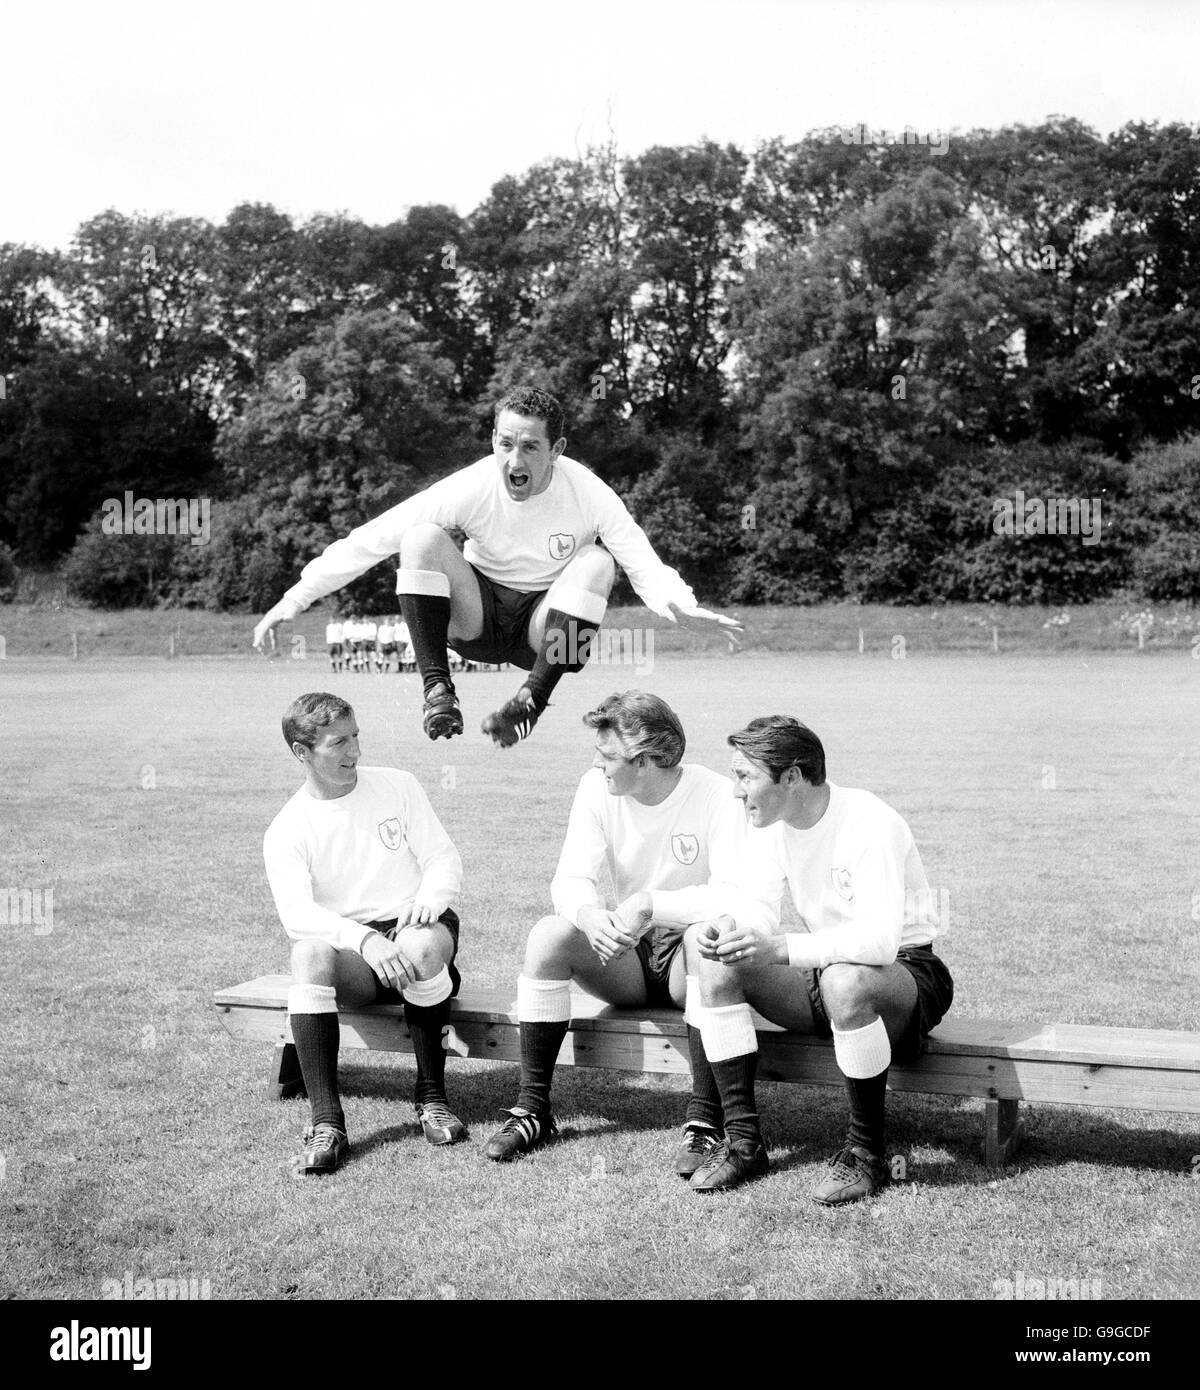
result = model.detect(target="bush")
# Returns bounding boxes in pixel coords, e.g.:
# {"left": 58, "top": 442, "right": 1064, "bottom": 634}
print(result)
{"left": 839, "top": 441, "right": 1132, "bottom": 603}
{"left": 60, "top": 527, "right": 180, "bottom": 608}
{"left": 1125, "top": 434, "right": 1200, "bottom": 601}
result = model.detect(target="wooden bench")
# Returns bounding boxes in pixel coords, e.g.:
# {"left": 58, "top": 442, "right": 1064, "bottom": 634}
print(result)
{"left": 214, "top": 975, "right": 1200, "bottom": 1167}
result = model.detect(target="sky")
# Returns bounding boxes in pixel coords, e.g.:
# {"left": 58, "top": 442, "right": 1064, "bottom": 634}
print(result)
{"left": 0, "top": 0, "right": 1196, "bottom": 250}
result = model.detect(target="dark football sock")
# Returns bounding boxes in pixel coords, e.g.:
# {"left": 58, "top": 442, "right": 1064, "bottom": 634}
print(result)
{"left": 398, "top": 587, "right": 453, "bottom": 697}
{"left": 844, "top": 1071, "right": 888, "bottom": 1157}
{"left": 515, "top": 1020, "right": 570, "bottom": 1115}
{"left": 290, "top": 1010, "right": 343, "bottom": 1131}
{"left": 525, "top": 608, "right": 601, "bottom": 712}
{"left": 710, "top": 1053, "right": 762, "bottom": 1149}
{"left": 403, "top": 995, "right": 453, "bottom": 1105}
{"left": 686, "top": 1025, "right": 724, "bottom": 1131}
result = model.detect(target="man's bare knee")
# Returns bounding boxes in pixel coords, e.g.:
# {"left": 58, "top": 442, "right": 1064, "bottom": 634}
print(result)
{"left": 392, "top": 925, "right": 453, "bottom": 980}
{"left": 683, "top": 923, "right": 706, "bottom": 972}
{"left": 563, "top": 544, "right": 616, "bottom": 595}
{"left": 524, "top": 914, "right": 582, "bottom": 976}
{"left": 291, "top": 939, "right": 338, "bottom": 985}
{"left": 399, "top": 522, "right": 453, "bottom": 568}
{"left": 818, "top": 962, "right": 877, "bottom": 1026}
{"left": 696, "top": 955, "right": 747, "bottom": 1007}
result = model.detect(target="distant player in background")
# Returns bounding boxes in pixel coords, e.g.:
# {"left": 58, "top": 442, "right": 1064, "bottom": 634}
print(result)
{"left": 253, "top": 387, "right": 741, "bottom": 748}
{"left": 484, "top": 690, "right": 750, "bottom": 1175}
{"left": 340, "top": 615, "right": 357, "bottom": 672}
{"left": 350, "top": 615, "right": 367, "bottom": 673}
{"left": 325, "top": 617, "right": 344, "bottom": 673}
{"left": 683, "top": 716, "right": 954, "bottom": 1203}
{"left": 396, "top": 617, "right": 414, "bottom": 672}
{"left": 377, "top": 616, "right": 396, "bottom": 673}
{"left": 360, "top": 615, "right": 378, "bottom": 673}
{"left": 263, "top": 692, "right": 466, "bottom": 1175}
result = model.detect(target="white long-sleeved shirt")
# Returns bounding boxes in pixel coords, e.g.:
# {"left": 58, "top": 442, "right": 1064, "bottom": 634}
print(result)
{"left": 263, "top": 766, "right": 462, "bottom": 953}
{"left": 722, "top": 784, "right": 937, "bottom": 969}
{"left": 551, "top": 766, "right": 745, "bottom": 941}
{"left": 282, "top": 455, "right": 697, "bottom": 618}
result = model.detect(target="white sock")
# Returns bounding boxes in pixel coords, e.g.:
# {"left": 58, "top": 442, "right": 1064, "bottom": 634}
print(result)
{"left": 287, "top": 983, "right": 337, "bottom": 1015}
{"left": 543, "top": 583, "right": 607, "bottom": 624}
{"left": 395, "top": 568, "right": 451, "bottom": 598}
{"left": 832, "top": 1016, "right": 892, "bottom": 1079}
{"left": 401, "top": 965, "right": 452, "bottom": 1007}
{"left": 696, "top": 1002, "right": 757, "bottom": 1063}
{"left": 684, "top": 975, "right": 701, "bottom": 1026}
{"left": 517, "top": 975, "right": 572, "bottom": 1023}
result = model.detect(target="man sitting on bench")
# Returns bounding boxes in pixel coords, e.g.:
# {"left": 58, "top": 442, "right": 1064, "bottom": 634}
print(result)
{"left": 263, "top": 692, "right": 465, "bottom": 1176}
{"left": 484, "top": 690, "right": 747, "bottom": 1176}
{"left": 684, "top": 715, "right": 954, "bottom": 1204}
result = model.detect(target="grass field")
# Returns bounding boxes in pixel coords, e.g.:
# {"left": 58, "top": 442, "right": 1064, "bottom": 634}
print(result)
{"left": 1, "top": 595, "right": 1196, "bottom": 658}
{"left": 2, "top": 635, "right": 1199, "bottom": 1301}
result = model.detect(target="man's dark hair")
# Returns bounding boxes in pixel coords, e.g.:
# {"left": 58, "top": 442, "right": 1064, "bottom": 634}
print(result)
{"left": 727, "top": 716, "right": 826, "bottom": 786}
{"left": 282, "top": 692, "right": 354, "bottom": 753}
{"left": 493, "top": 387, "right": 565, "bottom": 446}
{"left": 583, "top": 690, "right": 686, "bottom": 769}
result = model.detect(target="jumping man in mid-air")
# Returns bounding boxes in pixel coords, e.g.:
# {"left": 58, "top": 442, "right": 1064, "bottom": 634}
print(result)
{"left": 252, "top": 387, "right": 741, "bottom": 748}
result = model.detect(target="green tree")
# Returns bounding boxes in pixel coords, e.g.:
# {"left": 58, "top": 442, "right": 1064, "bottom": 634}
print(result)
{"left": 212, "top": 203, "right": 306, "bottom": 400}
{"left": 1089, "top": 122, "right": 1200, "bottom": 450}
{"left": 369, "top": 205, "right": 481, "bottom": 395}
{"left": 213, "top": 308, "right": 476, "bottom": 611}
{"left": 622, "top": 141, "right": 749, "bottom": 436}
{"left": 941, "top": 119, "right": 1116, "bottom": 446}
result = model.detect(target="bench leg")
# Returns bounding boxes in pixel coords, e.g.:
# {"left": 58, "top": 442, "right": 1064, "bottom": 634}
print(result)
{"left": 983, "top": 1098, "right": 1024, "bottom": 1167}
{"left": 269, "top": 1043, "right": 306, "bottom": 1101}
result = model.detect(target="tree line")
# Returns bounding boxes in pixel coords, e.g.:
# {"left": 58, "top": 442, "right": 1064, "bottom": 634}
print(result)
{"left": 1, "top": 116, "right": 1198, "bottom": 611}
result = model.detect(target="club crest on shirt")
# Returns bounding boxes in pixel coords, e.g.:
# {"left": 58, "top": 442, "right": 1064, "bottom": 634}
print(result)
{"left": 548, "top": 533, "right": 576, "bottom": 560}
{"left": 378, "top": 818, "right": 403, "bottom": 851}
{"left": 831, "top": 867, "right": 854, "bottom": 902}
{"left": 671, "top": 833, "right": 700, "bottom": 866}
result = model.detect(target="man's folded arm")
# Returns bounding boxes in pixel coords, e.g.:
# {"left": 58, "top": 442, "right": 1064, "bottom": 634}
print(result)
{"left": 263, "top": 835, "right": 374, "bottom": 954}
{"left": 550, "top": 779, "right": 608, "bottom": 927}
{"left": 401, "top": 776, "right": 464, "bottom": 912}
{"left": 784, "top": 840, "right": 907, "bottom": 969}
{"left": 651, "top": 817, "right": 785, "bottom": 934}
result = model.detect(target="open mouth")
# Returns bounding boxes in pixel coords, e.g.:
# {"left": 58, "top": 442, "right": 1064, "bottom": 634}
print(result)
{"left": 508, "top": 470, "right": 530, "bottom": 491}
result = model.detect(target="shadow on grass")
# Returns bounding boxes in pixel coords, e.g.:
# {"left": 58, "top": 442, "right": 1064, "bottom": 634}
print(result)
{"left": 344, "top": 1123, "right": 412, "bottom": 1162}
{"left": 887, "top": 1094, "right": 1197, "bottom": 1185}
{"left": 333, "top": 1062, "right": 1195, "bottom": 1183}
{"left": 337, "top": 1059, "right": 688, "bottom": 1149}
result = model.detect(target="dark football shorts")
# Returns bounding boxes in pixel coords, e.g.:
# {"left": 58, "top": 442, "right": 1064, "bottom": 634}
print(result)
{"left": 327, "top": 642, "right": 343, "bottom": 655}
{"left": 806, "top": 943, "right": 953, "bottom": 1064}
{"left": 636, "top": 927, "right": 685, "bottom": 1008}
{"left": 447, "top": 565, "right": 544, "bottom": 671}
{"left": 380, "top": 643, "right": 397, "bottom": 655}
{"left": 363, "top": 907, "right": 461, "bottom": 1004}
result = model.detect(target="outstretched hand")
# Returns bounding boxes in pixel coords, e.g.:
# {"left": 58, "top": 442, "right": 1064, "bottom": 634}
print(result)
{"left": 666, "top": 603, "right": 744, "bottom": 652}
{"left": 253, "top": 599, "right": 301, "bottom": 655}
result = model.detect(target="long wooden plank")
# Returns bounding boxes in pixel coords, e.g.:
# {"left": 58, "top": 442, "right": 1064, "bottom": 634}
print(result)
{"left": 215, "top": 999, "right": 1200, "bottom": 1111}
{"left": 215, "top": 976, "right": 1200, "bottom": 1070}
